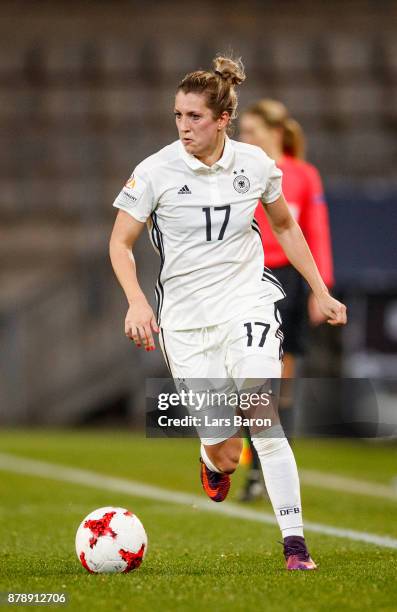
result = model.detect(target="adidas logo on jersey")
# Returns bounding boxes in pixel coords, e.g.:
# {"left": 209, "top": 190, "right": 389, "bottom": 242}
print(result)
{"left": 178, "top": 185, "right": 192, "bottom": 194}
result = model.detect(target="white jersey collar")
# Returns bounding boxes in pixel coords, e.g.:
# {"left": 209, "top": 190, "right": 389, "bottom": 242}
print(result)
{"left": 178, "top": 135, "right": 235, "bottom": 171}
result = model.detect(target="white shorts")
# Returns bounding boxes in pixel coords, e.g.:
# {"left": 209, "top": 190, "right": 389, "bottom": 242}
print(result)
{"left": 158, "top": 302, "right": 284, "bottom": 445}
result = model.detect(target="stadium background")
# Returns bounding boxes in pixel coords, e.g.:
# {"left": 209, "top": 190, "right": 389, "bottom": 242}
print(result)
{"left": 0, "top": 2, "right": 396, "bottom": 609}
{"left": 1, "top": 0, "right": 396, "bottom": 428}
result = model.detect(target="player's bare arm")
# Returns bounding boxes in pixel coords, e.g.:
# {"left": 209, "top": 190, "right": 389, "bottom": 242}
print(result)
{"left": 109, "top": 210, "right": 159, "bottom": 350}
{"left": 263, "top": 194, "right": 347, "bottom": 326}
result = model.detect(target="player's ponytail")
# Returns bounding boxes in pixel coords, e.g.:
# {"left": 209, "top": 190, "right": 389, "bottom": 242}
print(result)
{"left": 243, "top": 99, "right": 306, "bottom": 159}
{"left": 177, "top": 54, "right": 246, "bottom": 133}
{"left": 282, "top": 117, "right": 305, "bottom": 159}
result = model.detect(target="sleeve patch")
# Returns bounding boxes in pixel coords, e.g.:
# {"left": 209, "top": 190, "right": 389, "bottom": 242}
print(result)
{"left": 121, "top": 174, "right": 146, "bottom": 203}
{"left": 313, "top": 193, "right": 325, "bottom": 205}
{"left": 112, "top": 169, "right": 155, "bottom": 223}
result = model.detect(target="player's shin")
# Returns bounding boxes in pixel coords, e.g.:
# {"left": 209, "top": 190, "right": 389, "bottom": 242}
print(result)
{"left": 251, "top": 424, "right": 304, "bottom": 538}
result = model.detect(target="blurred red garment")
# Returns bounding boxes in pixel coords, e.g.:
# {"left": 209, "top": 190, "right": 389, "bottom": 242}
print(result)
{"left": 254, "top": 154, "right": 334, "bottom": 288}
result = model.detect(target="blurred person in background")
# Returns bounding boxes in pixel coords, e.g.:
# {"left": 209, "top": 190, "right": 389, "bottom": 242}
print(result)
{"left": 238, "top": 99, "right": 334, "bottom": 501}
{"left": 109, "top": 55, "right": 346, "bottom": 570}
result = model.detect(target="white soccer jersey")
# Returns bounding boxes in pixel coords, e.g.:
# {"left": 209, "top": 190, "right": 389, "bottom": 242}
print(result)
{"left": 112, "top": 136, "right": 286, "bottom": 331}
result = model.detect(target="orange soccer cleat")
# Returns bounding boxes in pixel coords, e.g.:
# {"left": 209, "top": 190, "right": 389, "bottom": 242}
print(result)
{"left": 199, "top": 458, "right": 231, "bottom": 502}
{"left": 284, "top": 536, "right": 318, "bottom": 570}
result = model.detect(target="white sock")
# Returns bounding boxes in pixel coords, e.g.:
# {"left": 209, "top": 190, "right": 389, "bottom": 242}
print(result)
{"left": 200, "top": 444, "right": 222, "bottom": 473}
{"left": 252, "top": 425, "right": 304, "bottom": 538}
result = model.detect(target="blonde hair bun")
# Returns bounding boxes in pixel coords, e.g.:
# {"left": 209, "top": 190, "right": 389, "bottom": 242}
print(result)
{"left": 213, "top": 55, "right": 246, "bottom": 86}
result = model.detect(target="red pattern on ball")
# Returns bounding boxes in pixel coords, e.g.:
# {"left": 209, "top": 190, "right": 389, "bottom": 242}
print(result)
{"left": 119, "top": 543, "right": 146, "bottom": 572}
{"left": 80, "top": 551, "right": 94, "bottom": 573}
{"left": 84, "top": 511, "right": 117, "bottom": 548}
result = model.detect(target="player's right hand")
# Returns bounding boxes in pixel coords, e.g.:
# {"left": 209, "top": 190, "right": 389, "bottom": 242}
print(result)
{"left": 124, "top": 298, "right": 160, "bottom": 351}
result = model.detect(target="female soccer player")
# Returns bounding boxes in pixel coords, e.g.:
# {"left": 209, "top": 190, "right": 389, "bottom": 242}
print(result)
{"left": 238, "top": 99, "right": 335, "bottom": 501}
{"left": 109, "top": 55, "right": 347, "bottom": 570}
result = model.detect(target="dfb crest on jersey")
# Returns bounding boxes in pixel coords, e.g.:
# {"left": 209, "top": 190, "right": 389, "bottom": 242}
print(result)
{"left": 233, "top": 174, "right": 250, "bottom": 194}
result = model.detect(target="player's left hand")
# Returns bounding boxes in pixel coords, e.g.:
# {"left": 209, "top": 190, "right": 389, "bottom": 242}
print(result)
{"left": 315, "top": 291, "right": 347, "bottom": 326}
{"left": 308, "top": 291, "right": 327, "bottom": 326}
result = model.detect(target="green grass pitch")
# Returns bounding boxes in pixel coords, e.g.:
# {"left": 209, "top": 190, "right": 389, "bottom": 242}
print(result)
{"left": 0, "top": 430, "right": 396, "bottom": 611}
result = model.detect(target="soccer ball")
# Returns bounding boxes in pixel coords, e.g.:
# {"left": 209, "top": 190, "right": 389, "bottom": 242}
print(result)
{"left": 75, "top": 506, "right": 147, "bottom": 574}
